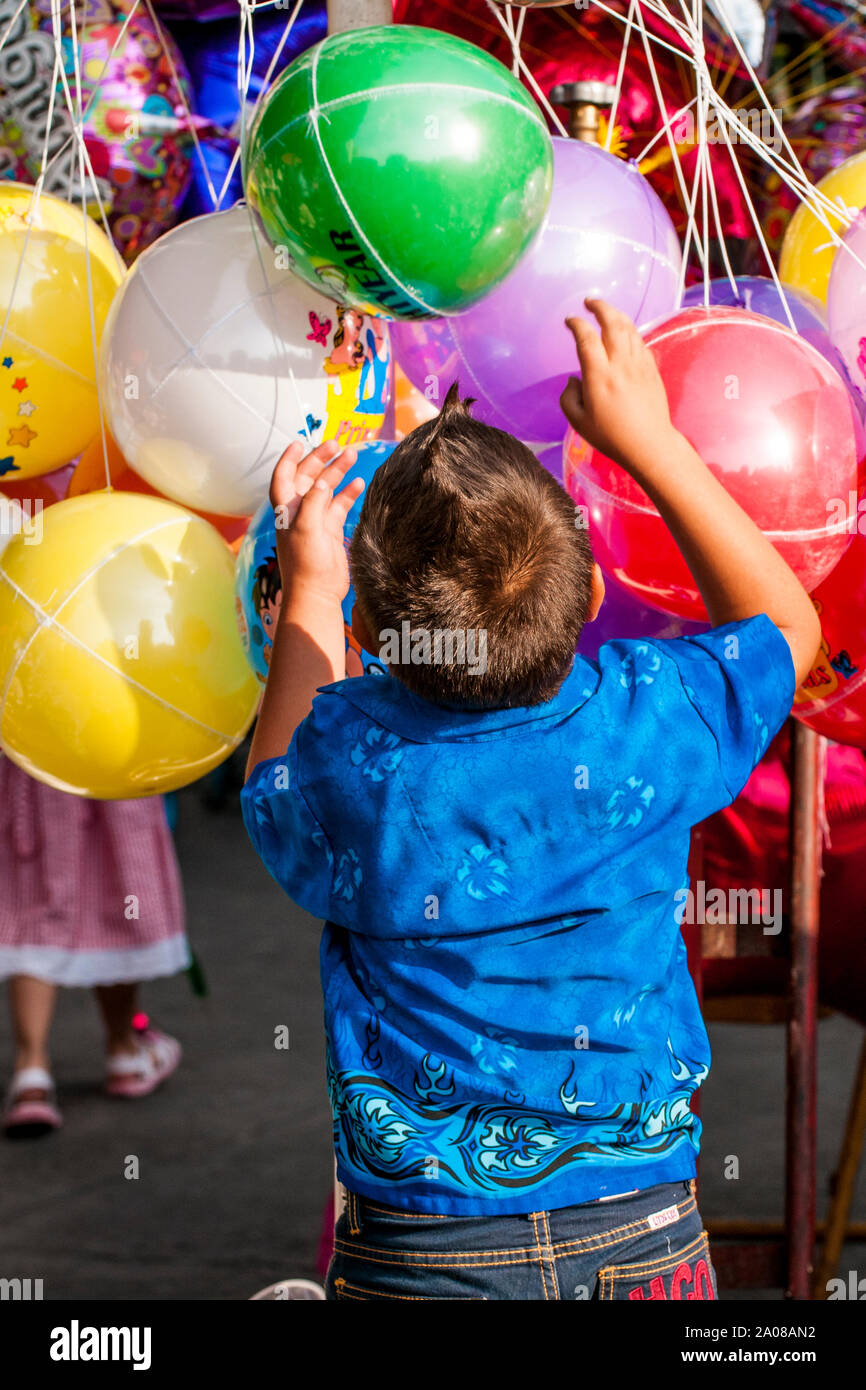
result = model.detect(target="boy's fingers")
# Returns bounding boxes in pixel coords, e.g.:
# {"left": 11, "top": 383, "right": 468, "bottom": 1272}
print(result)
{"left": 293, "top": 438, "right": 342, "bottom": 491}
{"left": 565, "top": 315, "right": 607, "bottom": 379}
{"left": 269, "top": 440, "right": 306, "bottom": 508}
{"left": 329, "top": 476, "right": 365, "bottom": 531}
{"left": 560, "top": 375, "right": 586, "bottom": 427}
{"left": 585, "top": 297, "right": 634, "bottom": 357}
{"left": 292, "top": 472, "right": 333, "bottom": 533}
{"left": 271, "top": 440, "right": 358, "bottom": 517}
{"left": 315, "top": 446, "right": 359, "bottom": 496}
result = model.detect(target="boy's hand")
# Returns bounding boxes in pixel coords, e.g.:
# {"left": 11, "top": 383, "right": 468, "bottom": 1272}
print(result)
{"left": 269, "top": 438, "right": 362, "bottom": 607}
{"left": 560, "top": 298, "right": 677, "bottom": 473}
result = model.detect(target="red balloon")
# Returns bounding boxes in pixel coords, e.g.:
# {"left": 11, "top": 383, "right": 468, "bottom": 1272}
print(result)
{"left": 565, "top": 307, "right": 860, "bottom": 620}
{"left": 793, "top": 491, "right": 866, "bottom": 748}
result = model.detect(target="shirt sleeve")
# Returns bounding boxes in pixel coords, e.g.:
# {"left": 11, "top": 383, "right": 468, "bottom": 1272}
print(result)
{"left": 647, "top": 613, "right": 796, "bottom": 805}
{"left": 240, "top": 718, "right": 335, "bottom": 921}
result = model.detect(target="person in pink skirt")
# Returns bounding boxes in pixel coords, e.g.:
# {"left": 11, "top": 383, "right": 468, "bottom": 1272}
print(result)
{"left": 1, "top": 757, "right": 187, "bottom": 1138}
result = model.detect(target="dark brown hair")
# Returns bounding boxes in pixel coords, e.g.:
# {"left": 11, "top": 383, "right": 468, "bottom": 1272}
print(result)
{"left": 349, "top": 384, "right": 595, "bottom": 708}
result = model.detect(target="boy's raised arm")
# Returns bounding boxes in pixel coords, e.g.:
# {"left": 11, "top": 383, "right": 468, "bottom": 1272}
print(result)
{"left": 561, "top": 299, "right": 822, "bottom": 686}
{"left": 244, "top": 439, "right": 363, "bottom": 783}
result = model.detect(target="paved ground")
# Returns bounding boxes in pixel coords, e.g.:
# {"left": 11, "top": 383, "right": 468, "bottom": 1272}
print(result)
{"left": 1, "top": 764, "right": 864, "bottom": 1300}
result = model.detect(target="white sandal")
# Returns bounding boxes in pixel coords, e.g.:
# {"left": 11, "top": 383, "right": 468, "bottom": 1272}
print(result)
{"left": 3, "top": 1066, "right": 62, "bottom": 1138}
{"left": 105, "top": 1027, "right": 182, "bottom": 1099}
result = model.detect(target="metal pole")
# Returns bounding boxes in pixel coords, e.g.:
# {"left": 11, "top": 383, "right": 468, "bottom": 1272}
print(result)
{"left": 326, "top": 0, "right": 392, "bottom": 32}
{"left": 813, "top": 1036, "right": 866, "bottom": 1296}
{"left": 785, "top": 721, "right": 822, "bottom": 1299}
{"left": 327, "top": 0, "right": 392, "bottom": 1243}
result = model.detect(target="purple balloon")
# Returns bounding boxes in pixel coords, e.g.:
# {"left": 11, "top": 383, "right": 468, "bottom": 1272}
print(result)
{"left": 391, "top": 138, "right": 682, "bottom": 443}
{"left": 827, "top": 214, "right": 866, "bottom": 407}
{"left": 578, "top": 572, "right": 706, "bottom": 662}
{"left": 682, "top": 276, "right": 854, "bottom": 391}
{"left": 534, "top": 442, "right": 565, "bottom": 483}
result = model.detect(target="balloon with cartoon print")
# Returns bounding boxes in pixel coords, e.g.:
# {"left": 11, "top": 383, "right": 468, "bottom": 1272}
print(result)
{"left": 234, "top": 440, "right": 397, "bottom": 683}
{"left": 0, "top": 0, "right": 193, "bottom": 264}
{"left": 100, "top": 206, "right": 392, "bottom": 516}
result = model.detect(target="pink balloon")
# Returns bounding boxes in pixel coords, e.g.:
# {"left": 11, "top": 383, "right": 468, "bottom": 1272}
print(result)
{"left": 794, "top": 487, "right": 866, "bottom": 748}
{"left": 566, "top": 307, "right": 861, "bottom": 620}
{"left": 827, "top": 209, "right": 866, "bottom": 405}
{"left": 392, "top": 138, "right": 681, "bottom": 442}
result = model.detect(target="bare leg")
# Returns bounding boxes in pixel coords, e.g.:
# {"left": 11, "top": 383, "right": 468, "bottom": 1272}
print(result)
{"left": 93, "top": 983, "right": 140, "bottom": 1059}
{"left": 8, "top": 975, "right": 57, "bottom": 1073}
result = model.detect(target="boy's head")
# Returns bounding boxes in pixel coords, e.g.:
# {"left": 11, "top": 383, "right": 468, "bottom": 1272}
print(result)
{"left": 349, "top": 384, "right": 601, "bottom": 709}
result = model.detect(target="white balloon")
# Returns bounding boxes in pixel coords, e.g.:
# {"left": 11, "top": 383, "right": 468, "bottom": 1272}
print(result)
{"left": 99, "top": 205, "right": 392, "bottom": 516}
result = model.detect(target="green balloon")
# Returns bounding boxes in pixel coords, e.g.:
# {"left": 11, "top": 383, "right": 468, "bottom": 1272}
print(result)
{"left": 243, "top": 24, "right": 553, "bottom": 320}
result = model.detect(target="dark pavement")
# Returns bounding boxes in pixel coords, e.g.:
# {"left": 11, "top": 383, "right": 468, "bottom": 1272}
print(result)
{"left": 1, "top": 767, "right": 864, "bottom": 1300}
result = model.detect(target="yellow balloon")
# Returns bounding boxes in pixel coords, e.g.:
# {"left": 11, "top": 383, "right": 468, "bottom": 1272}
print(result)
{"left": 779, "top": 152, "right": 866, "bottom": 305}
{"left": 0, "top": 491, "right": 260, "bottom": 798}
{"left": 0, "top": 183, "right": 123, "bottom": 480}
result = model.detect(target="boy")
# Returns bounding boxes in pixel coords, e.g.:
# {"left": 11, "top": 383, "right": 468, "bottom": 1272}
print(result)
{"left": 241, "top": 300, "right": 820, "bottom": 1301}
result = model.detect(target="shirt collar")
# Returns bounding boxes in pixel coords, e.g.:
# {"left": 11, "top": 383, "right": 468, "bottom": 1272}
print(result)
{"left": 316, "top": 656, "right": 600, "bottom": 743}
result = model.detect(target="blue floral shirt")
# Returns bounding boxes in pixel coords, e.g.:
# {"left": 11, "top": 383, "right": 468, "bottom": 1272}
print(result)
{"left": 242, "top": 615, "right": 795, "bottom": 1215}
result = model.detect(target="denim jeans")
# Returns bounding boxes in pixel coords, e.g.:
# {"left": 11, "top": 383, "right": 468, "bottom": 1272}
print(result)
{"left": 326, "top": 1179, "right": 717, "bottom": 1301}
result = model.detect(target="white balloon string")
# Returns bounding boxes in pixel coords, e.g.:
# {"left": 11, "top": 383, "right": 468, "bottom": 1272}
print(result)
{"left": 226, "top": 0, "right": 305, "bottom": 208}
{"left": 0, "top": 0, "right": 26, "bottom": 52}
{"left": 631, "top": 0, "right": 707, "bottom": 273}
{"left": 63, "top": 0, "right": 114, "bottom": 490}
{"left": 144, "top": 0, "right": 220, "bottom": 212}
{"left": 607, "top": 0, "right": 638, "bottom": 153}
{"left": 483, "top": 0, "right": 569, "bottom": 136}
{"left": 34, "top": 0, "right": 142, "bottom": 260}
{"left": 695, "top": 0, "right": 710, "bottom": 305}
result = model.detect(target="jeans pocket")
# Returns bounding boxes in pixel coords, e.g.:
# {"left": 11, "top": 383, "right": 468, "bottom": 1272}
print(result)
{"left": 597, "top": 1230, "right": 717, "bottom": 1301}
{"left": 333, "top": 1275, "right": 487, "bottom": 1301}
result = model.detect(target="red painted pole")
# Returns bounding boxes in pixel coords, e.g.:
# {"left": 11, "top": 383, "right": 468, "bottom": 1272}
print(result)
{"left": 785, "top": 721, "right": 822, "bottom": 1299}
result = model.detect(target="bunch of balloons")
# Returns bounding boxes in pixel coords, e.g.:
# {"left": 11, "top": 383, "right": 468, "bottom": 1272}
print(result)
{"left": 7, "top": 0, "right": 866, "bottom": 804}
